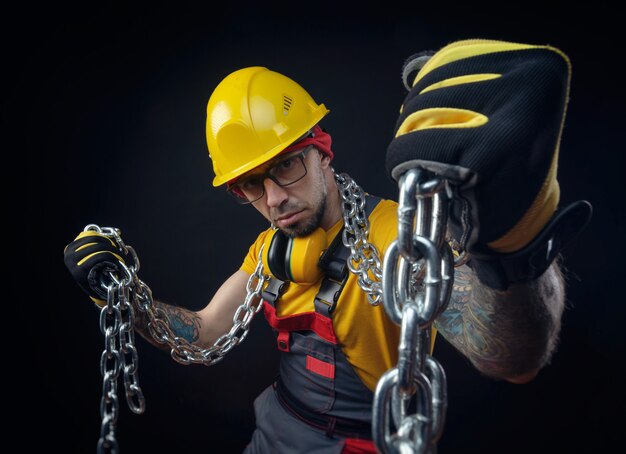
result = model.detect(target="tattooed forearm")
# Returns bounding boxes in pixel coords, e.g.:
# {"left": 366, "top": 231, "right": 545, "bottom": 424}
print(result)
{"left": 161, "top": 305, "right": 202, "bottom": 342}
{"left": 133, "top": 300, "right": 202, "bottom": 351}
{"left": 435, "top": 262, "right": 565, "bottom": 382}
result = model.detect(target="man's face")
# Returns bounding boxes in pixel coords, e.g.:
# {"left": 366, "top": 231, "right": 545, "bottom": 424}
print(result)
{"left": 244, "top": 148, "right": 329, "bottom": 238}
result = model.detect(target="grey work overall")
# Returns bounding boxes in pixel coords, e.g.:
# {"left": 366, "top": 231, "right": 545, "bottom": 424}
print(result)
{"left": 244, "top": 197, "right": 380, "bottom": 454}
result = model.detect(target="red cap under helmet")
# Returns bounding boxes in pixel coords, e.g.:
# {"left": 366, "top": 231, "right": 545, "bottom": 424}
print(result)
{"left": 282, "top": 124, "right": 333, "bottom": 160}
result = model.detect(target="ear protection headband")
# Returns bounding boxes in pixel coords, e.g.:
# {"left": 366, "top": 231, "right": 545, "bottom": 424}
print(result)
{"left": 261, "top": 227, "right": 327, "bottom": 285}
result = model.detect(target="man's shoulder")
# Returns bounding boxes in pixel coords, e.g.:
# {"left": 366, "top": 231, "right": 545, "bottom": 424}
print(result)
{"left": 368, "top": 196, "right": 398, "bottom": 215}
{"left": 252, "top": 226, "right": 275, "bottom": 245}
{"left": 367, "top": 196, "right": 398, "bottom": 228}
{"left": 363, "top": 196, "right": 399, "bottom": 252}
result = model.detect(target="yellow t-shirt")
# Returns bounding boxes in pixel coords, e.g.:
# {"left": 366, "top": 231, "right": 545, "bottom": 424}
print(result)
{"left": 241, "top": 199, "right": 402, "bottom": 391}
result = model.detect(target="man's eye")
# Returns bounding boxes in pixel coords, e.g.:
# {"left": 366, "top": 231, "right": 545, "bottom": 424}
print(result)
{"left": 241, "top": 177, "right": 262, "bottom": 190}
{"left": 277, "top": 157, "right": 294, "bottom": 169}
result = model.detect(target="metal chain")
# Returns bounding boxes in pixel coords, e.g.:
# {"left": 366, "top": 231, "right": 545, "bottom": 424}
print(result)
{"left": 97, "top": 282, "right": 121, "bottom": 454}
{"left": 372, "top": 168, "right": 455, "bottom": 454}
{"left": 84, "top": 224, "right": 145, "bottom": 454}
{"left": 132, "top": 252, "right": 267, "bottom": 366}
{"left": 335, "top": 172, "right": 384, "bottom": 305}
{"left": 84, "top": 224, "right": 268, "bottom": 453}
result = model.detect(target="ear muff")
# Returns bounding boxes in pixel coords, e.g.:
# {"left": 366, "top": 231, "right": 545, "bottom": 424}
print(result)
{"left": 262, "top": 227, "right": 327, "bottom": 284}
{"left": 264, "top": 229, "right": 291, "bottom": 281}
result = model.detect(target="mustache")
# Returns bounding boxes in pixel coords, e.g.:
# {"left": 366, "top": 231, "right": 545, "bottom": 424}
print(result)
{"left": 271, "top": 202, "right": 305, "bottom": 220}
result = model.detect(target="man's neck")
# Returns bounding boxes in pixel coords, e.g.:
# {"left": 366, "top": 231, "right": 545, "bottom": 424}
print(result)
{"left": 319, "top": 177, "right": 343, "bottom": 231}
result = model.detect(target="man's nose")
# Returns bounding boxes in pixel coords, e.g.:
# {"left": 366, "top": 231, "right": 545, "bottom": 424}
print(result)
{"left": 263, "top": 177, "right": 288, "bottom": 207}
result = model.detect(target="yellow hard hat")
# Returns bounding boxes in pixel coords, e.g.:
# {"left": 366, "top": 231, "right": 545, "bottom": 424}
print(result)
{"left": 206, "top": 67, "right": 330, "bottom": 186}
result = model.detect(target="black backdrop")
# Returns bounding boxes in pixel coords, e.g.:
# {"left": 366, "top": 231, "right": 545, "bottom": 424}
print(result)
{"left": 12, "top": 3, "right": 625, "bottom": 453}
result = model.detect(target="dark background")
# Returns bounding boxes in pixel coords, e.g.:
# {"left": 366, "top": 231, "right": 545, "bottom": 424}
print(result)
{"left": 11, "top": 2, "right": 624, "bottom": 453}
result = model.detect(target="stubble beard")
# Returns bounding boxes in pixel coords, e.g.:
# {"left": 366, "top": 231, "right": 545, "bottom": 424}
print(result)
{"left": 282, "top": 173, "right": 328, "bottom": 238}
{"left": 283, "top": 196, "right": 327, "bottom": 238}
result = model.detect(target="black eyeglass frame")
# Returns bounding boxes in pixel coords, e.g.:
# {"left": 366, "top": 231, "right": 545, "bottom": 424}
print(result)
{"left": 227, "top": 146, "right": 315, "bottom": 204}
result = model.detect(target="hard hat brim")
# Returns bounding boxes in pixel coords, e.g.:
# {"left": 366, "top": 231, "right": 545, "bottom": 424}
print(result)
{"left": 211, "top": 105, "right": 329, "bottom": 186}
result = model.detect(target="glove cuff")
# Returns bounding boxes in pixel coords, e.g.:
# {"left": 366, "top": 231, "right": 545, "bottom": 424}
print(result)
{"left": 469, "top": 200, "right": 592, "bottom": 290}
{"left": 487, "top": 154, "right": 561, "bottom": 253}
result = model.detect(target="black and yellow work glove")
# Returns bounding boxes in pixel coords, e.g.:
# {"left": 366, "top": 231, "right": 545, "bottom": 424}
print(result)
{"left": 63, "top": 230, "right": 135, "bottom": 307}
{"left": 386, "top": 39, "right": 592, "bottom": 290}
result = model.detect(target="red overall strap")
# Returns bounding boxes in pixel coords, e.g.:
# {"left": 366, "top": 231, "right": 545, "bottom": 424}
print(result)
{"left": 342, "top": 438, "right": 376, "bottom": 453}
{"left": 263, "top": 301, "right": 338, "bottom": 344}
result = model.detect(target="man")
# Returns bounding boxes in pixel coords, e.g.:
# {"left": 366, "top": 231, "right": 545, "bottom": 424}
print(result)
{"left": 64, "top": 39, "right": 591, "bottom": 453}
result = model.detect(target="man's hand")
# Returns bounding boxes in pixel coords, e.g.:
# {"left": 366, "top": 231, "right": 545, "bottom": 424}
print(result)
{"left": 64, "top": 230, "right": 135, "bottom": 307}
{"left": 386, "top": 39, "right": 591, "bottom": 289}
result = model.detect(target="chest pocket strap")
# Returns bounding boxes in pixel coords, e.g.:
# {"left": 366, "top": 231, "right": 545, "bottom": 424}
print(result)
{"left": 314, "top": 194, "right": 381, "bottom": 315}
{"left": 261, "top": 277, "right": 288, "bottom": 306}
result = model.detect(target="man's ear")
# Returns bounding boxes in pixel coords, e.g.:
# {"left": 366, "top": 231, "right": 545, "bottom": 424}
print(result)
{"left": 319, "top": 151, "right": 331, "bottom": 168}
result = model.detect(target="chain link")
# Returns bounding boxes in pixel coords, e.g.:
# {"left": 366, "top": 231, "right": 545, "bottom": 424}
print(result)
{"left": 373, "top": 168, "right": 455, "bottom": 454}
{"left": 335, "top": 170, "right": 456, "bottom": 452}
{"left": 84, "top": 224, "right": 268, "bottom": 453}
{"left": 131, "top": 251, "right": 267, "bottom": 366}
{"left": 97, "top": 282, "right": 121, "bottom": 454}
{"left": 84, "top": 225, "right": 141, "bottom": 454}
{"left": 335, "top": 172, "right": 384, "bottom": 305}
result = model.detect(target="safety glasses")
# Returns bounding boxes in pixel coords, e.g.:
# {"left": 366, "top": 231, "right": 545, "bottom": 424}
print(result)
{"left": 227, "top": 146, "right": 313, "bottom": 204}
